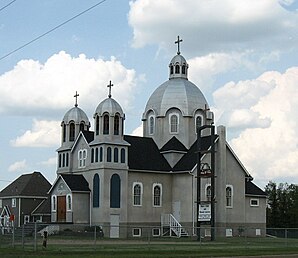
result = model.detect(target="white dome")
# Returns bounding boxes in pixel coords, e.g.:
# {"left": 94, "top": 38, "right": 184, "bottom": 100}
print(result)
{"left": 62, "top": 106, "right": 90, "bottom": 125}
{"left": 144, "top": 78, "right": 208, "bottom": 118}
{"left": 94, "top": 97, "right": 124, "bottom": 117}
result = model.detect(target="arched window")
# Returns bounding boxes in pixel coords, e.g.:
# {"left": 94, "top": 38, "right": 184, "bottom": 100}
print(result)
{"left": 52, "top": 196, "right": 56, "bottom": 211}
{"left": 103, "top": 114, "right": 109, "bottom": 134}
{"left": 206, "top": 185, "right": 211, "bottom": 201}
{"left": 69, "top": 122, "right": 75, "bottom": 141}
{"left": 99, "top": 147, "right": 103, "bottom": 162}
{"left": 78, "top": 149, "right": 87, "bottom": 168}
{"left": 170, "top": 114, "right": 178, "bottom": 133}
{"left": 91, "top": 148, "right": 94, "bottom": 163}
{"left": 107, "top": 147, "right": 112, "bottom": 162}
{"left": 133, "top": 183, "right": 142, "bottom": 206}
{"left": 62, "top": 153, "right": 65, "bottom": 167}
{"left": 67, "top": 194, "right": 72, "bottom": 211}
{"left": 110, "top": 174, "right": 121, "bottom": 208}
{"left": 175, "top": 64, "right": 180, "bottom": 74}
{"left": 195, "top": 115, "right": 203, "bottom": 133}
{"left": 182, "top": 65, "right": 186, "bottom": 74}
{"left": 80, "top": 122, "right": 84, "bottom": 132}
{"left": 58, "top": 154, "right": 62, "bottom": 167}
{"left": 226, "top": 186, "right": 233, "bottom": 208}
{"left": 114, "top": 115, "right": 120, "bottom": 135}
{"left": 93, "top": 174, "right": 100, "bottom": 208}
{"left": 62, "top": 123, "right": 66, "bottom": 142}
{"left": 149, "top": 116, "right": 154, "bottom": 135}
{"left": 120, "top": 148, "right": 125, "bottom": 163}
{"left": 153, "top": 184, "right": 162, "bottom": 207}
{"left": 95, "top": 147, "right": 99, "bottom": 162}
{"left": 96, "top": 116, "right": 99, "bottom": 135}
{"left": 114, "top": 147, "right": 119, "bottom": 163}
{"left": 170, "top": 65, "right": 173, "bottom": 74}
{"left": 66, "top": 153, "right": 69, "bottom": 167}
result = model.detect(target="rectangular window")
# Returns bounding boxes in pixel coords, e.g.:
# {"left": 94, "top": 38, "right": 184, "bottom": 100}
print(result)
{"left": 12, "top": 198, "right": 16, "bottom": 208}
{"left": 132, "top": 228, "right": 141, "bottom": 237}
{"left": 250, "top": 198, "right": 259, "bottom": 207}
{"left": 152, "top": 228, "right": 160, "bottom": 237}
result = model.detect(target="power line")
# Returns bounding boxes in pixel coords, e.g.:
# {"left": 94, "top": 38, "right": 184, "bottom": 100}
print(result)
{"left": 0, "top": 0, "right": 16, "bottom": 13}
{"left": 0, "top": 0, "right": 108, "bottom": 61}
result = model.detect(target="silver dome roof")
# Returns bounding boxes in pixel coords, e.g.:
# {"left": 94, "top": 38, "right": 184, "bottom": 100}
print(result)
{"left": 94, "top": 97, "right": 124, "bottom": 117}
{"left": 144, "top": 78, "right": 208, "bottom": 118}
{"left": 169, "top": 54, "right": 187, "bottom": 65}
{"left": 62, "top": 106, "right": 90, "bottom": 125}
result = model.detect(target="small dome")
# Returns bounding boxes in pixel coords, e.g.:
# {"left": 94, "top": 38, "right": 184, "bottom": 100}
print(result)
{"left": 94, "top": 97, "right": 124, "bottom": 117}
{"left": 169, "top": 54, "right": 187, "bottom": 66}
{"left": 144, "top": 78, "right": 208, "bottom": 118}
{"left": 62, "top": 106, "right": 90, "bottom": 125}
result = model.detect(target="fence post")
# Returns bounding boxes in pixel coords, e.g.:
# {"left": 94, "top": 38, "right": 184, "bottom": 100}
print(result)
{"left": 34, "top": 222, "right": 37, "bottom": 251}
{"left": 94, "top": 225, "right": 97, "bottom": 249}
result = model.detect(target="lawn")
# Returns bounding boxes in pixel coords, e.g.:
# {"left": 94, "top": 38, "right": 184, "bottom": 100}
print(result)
{"left": 0, "top": 237, "right": 298, "bottom": 257}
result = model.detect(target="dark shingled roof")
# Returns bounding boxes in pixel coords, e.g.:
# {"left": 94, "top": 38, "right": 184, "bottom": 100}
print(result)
{"left": 31, "top": 197, "right": 51, "bottom": 215}
{"left": 61, "top": 174, "right": 90, "bottom": 192}
{"left": 160, "top": 136, "right": 188, "bottom": 152}
{"left": 82, "top": 130, "right": 94, "bottom": 143}
{"left": 245, "top": 181, "right": 267, "bottom": 197}
{"left": 173, "top": 135, "right": 217, "bottom": 171}
{"left": 0, "top": 172, "right": 51, "bottom": 197}
{"left": 124, "top": 135, "right": 172, "bottom": 172}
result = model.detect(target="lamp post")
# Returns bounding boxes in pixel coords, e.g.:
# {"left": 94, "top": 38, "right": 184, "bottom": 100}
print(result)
{"left": 196, "top": 125, "right": 216, "bottom": 241}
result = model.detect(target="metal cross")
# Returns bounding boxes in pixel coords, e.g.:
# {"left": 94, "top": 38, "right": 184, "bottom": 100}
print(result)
{"left": 175, "top": 35, "right": 183, "bottom": 55}
{"left": 74, "top": 91, "right": 79, "bottom": 107}
{"left": 107, "top": 80, "right": 113, "bottom": 98}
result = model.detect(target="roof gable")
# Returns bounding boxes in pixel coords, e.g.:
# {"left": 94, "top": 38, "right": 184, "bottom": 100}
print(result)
{"left": 61, "top": 174, "right": 90, "bottom": 192}
{"left": 0, "top": 172, "right": 51, "bottom": 198}
{"left": 245, "top": 181, "right": 266, "bottom": 197}
{"left": 160, "top": 136, "right": 187, "bottom": 152}
{"left": 124, "top": 135, "right": 172, "bottom": 172}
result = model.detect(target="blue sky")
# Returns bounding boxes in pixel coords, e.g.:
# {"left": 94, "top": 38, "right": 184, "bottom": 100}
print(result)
{"left": 1, "top": 0, "right": 298, "bottom": 190}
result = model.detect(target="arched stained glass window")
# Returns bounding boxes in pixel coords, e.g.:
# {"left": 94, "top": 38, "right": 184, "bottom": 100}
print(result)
{"left": 110, "top": 174, "right": 121, "bottom": 208}
{"left": 114, "top": 147, "right": 119, "bottom": 163}
{"left": 114, "top": 115, "right": 120, "bottom": 135}
{"left": 226, "top": 186, "right": 233, "bottom": 208}
{"left": 103, "top": 114, "right": 109, "bottom": 134}
{"left": 170, "top": 114, "right": 178, "bottom": 133}
{"left": 93, "top": 174, "right": 100, "bottom": 208}
{"left": 96, "top": 116, "right": 99, "bottom": 135}
{"left": 69, "top": 122, "right": 75, "bottom": 141}
{"left": 153, "top": 184, "right": 162, "bottom": 207}
{"left": 120, "top": 148, "right": 125, "bottom": 163}
{"left": 107, "top": 147, "right": 112, "bottom": 162}
{"left": 133, "top": 183, "right": 142, "bottom": 206}
{"left": 149, "top": 116, "right": 154, "bottom": 135}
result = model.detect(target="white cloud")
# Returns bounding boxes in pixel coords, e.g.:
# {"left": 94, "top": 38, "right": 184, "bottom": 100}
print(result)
{"left": 10, "top": 119, "right": 60, "bottom": 147}
{"left": 0, "top": 51, "right": 138, "bottom": 116}
{"left": 8, "top": 159, "right": 27, "bottom": 172}
{"left": 39, "top": 157, "right": 57, "bottom": 166}
{"left": 131, "top": 124, "right": 143, "bottom": 136}
{"left": 128, "top": 0, "right": 298, "bottom": 55}
{"left": 214, "top": 67, "right": 298, "bottom": 184}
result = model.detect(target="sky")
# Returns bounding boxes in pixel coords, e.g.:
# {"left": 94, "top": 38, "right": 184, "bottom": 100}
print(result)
{"left": 0, "top": 0, "right": 298, "bottom": 190}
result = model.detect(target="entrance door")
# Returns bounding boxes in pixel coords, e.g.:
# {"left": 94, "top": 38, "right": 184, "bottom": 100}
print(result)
{"left": 172, "top": 201, "right": 181, "bottom": 222}
{"left": 57, "top": 196, "right": 66, "bottom": 222}
{"left": 110, "top": 214, "right": 120, "bottom": 238}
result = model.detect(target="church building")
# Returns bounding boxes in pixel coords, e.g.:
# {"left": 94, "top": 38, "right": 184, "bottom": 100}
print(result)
{"left": 49, "top": 39, "right": 266, "bottom": 238}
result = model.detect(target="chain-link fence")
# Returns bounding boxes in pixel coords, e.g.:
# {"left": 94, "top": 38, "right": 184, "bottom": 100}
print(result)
{"left": 0, "top": 223, "right": 298, "bottom": 251}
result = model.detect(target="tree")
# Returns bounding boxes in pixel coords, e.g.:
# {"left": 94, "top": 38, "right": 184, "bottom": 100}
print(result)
{"left": 265, "top": 182, "right": 298, "bottom": 228}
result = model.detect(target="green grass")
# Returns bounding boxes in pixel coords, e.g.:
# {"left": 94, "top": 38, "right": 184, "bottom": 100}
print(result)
{"left": 0, "top": 237, "right": 298, "bottom": 258}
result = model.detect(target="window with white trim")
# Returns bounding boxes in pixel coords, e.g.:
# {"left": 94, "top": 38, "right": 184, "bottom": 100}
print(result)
{"left": 153, "top": 183, "right": 162, "bottom": 207}
{"left": 226, "top": 185, "right": 233, "bottom": 208}
{"left": 149, "top": 115, "right": 155, "bottom": 135}
{"left": 152, "top": 228, "right": 160, "bottom": 237}
{"left": 169, "top": 113, "right": 179, "bottom": 133}
{"left": 52, "top": 195, "right": 56, "bottom": 211}
{"left": 132, "top": 228, "right": 141, "bottom": 237}
{"left": 133, "top": 182, "right": 143, "bottom": 206}
{"left": 250, "top": 198, "right": 259, "bottom": 207}
{"left": 12, "top": 198, "right": 16, "bottom": 208}
{"left": 67, "top": 194, "right": 72, "bottom": 211}
{"left": 78, "top": 149, "right": 87, "bottom": 168}
{"left": 195, "top": 115, "right": 203, "bottom": 133}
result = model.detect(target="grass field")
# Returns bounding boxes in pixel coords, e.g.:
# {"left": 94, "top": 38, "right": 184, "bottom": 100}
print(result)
{"left": 1, "top": 237, "right": 298, "bottom": 258}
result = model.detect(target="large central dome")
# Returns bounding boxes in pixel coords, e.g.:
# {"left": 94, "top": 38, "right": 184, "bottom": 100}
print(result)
{"left": 144, "top": 78, "right": 208, "bottom": 117}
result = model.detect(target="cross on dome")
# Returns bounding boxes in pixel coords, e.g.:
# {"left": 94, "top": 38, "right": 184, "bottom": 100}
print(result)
{"left": 107, "top": 80, "right": 113, "bottom": 98}
{"left": 175, "top": 35, "right": 183, "bottom": 55}
{"left": 74, "top": 91, "right": 79, "bottom": 107}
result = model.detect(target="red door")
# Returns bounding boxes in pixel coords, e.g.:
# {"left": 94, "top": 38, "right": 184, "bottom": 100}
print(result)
{"left": 57, "top": 196, "right": 66, "bottom": 222}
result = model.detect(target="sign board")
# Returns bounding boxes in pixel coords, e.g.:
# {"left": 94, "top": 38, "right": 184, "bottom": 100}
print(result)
{"left": 198, "top": 204, "right": 211, "bottom": 222}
